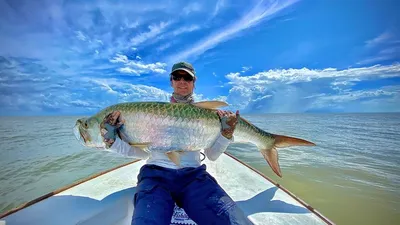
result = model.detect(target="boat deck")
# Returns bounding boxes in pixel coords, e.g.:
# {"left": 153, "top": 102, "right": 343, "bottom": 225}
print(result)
{"left": 1, "top": 153, "right": 334, "bottom": 225}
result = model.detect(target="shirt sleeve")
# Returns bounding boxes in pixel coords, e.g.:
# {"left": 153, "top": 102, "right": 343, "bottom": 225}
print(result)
{"left": 108, "top": 137, "right": 150, "bottom": 160}
{"left": 204, "top": 133, "right": 234, "bottom": 161}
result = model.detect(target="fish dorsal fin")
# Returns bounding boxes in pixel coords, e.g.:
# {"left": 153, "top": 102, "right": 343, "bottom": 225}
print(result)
{"left": 193, "top": 101, "right": 228, "bottom": 109}
{"left": 240, "top": 117, "right": 252, "bottom": 126}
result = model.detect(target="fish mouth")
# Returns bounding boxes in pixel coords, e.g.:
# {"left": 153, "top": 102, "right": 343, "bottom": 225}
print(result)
{"left": 73, "top": 123, "right": 87, "bottom": 146}
{"left": 73, "top": 120, "right": 105, "bottom": 149}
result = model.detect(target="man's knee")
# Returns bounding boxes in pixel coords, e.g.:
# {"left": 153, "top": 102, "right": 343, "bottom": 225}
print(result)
{"left": 132, "top": 181, "right": 174, "bottom": 224}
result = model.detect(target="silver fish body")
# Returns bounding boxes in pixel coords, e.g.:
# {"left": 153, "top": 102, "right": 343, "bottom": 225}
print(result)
{"left": 119, "top": 111, "right": 221, "bottom": 152}
{"left": 74, "top": 101, "right": 316, "bottom": 177}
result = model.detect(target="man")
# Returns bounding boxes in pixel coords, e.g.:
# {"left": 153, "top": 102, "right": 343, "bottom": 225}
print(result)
{"left": 103, "top": 62, "right": 252, "bottom": 225}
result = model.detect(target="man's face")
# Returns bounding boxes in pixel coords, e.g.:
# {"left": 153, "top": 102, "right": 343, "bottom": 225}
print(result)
{"left": 171, "top": 70, "right": 195, "bottom": 96}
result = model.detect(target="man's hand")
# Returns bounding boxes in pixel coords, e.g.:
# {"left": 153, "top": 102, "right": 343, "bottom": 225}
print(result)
{"left": 101, "top": 111, "right": 125, "bottom": 148}
{"left": 217, "top": 110, "right": 240, "bottom": 140}
{"left": 107, "top": 111, "right": 125, "bottom": 126}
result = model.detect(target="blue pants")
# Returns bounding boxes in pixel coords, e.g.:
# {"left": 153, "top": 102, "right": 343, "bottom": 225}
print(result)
{"left": 131, "top": 164, "right": 253, "bottom": 225}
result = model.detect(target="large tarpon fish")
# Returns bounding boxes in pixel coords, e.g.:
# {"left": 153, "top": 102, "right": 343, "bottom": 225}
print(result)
{"left": 73, "top": 101, "right": 315, "bottom": 177}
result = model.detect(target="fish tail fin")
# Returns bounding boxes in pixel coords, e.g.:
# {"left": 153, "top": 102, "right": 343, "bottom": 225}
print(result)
{"left": 260, "top": 134, "right": 316, "bottom": 178}
{"left": 260, "top": 147, "right": 282, "bottom": 177}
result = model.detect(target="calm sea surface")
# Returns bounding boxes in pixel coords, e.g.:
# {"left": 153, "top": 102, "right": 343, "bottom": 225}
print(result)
{"left": 0, "top": 113, "right": 399, "bottom": 224}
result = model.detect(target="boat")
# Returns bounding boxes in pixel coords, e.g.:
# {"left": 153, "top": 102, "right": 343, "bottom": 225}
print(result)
{"left": 0, "top": 152, "right": 334, "bottom": 225}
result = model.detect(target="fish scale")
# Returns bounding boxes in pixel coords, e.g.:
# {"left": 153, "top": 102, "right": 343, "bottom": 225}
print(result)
{"left": 74, "top": 101, "right": 316, "bottom": 177}
{"left": 108, "top": 104, "right": 220, "bottom": 152}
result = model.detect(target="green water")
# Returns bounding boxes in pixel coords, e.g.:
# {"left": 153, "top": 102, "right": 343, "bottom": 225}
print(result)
{"left": 246, "top": 160, "right": 400, "bottom": 225}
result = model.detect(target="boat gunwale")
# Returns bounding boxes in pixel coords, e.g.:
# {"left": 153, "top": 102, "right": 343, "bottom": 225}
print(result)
{"left": 0, "top": 153, "right": 335, "bottom": 225}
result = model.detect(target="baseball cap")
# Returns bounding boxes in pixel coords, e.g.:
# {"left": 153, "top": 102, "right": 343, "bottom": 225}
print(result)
{"left": 170, "top": 62, "right": 196, "bottom": 78}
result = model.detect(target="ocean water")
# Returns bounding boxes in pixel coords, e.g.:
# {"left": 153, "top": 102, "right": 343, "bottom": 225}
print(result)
{"left": 0, "top": 113, "right": 399, "bottom": 225}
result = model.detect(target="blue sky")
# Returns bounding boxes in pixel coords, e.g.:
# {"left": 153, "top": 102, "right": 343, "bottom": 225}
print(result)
{"left": 0, "top": 0, "right": 399, "bottom": 116}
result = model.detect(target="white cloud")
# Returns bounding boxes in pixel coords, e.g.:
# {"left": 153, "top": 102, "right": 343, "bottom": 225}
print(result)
{"left": 365, "top": 31, "right": 394, "bottom": 48}
{"left": 126, "top": 85, "right": 171, "bottom": 101}
{"left": 252, "top": 94, "right": 272, "bottom": 102}
{"left": 122, "top": 20, "right": 140, "bottom": 29}
{"left": 331, "top": 80, "right": 357, "bottom": 86}
{"left": 191, "top": 93, "right": 228, "bottom": 103}
{"left": 226, "top": 64, "right": 400, "bottom": 85}
{"left": 225, "top": 82, "right": 399, "bottom": 113}
{"left": 222, "top": 64, "right": 400, "bottom": 113}
{"left": 125, "top": 61, "right": 167, "bottom": 74}
{"left": 130, "top": 21, "right": 170, "bottom": 46}
{"left": 241, "top": 66, "right": 252, "bottom": 73}
{"left": 226, "top": 72, "right": 274, "bottom": 85}
{"left": 95, "top": 39, "right": 103, "bottom": 45}
{"left": 110, "top": 54, "right": 129, "bottom": 63}
{"left": 110, "top": 54, "right": 167, "bottom": 75}
{"left": 87, "top": 78, "right": 171, "bottom": 102}
{"left": 211, "top": 0, "right": 225, "bottom": 19}
{"left": 359, "top": 31, "right": 400, "bottom": 65}
{"left": 379, "top": 46, "right": 400, "bottom": 55}
{"left": 226, "top": 86, "right": 254, "bottom": 110}
{"left": 153, "top": 24, "right": 201, "bottom": 52}
{"left": 311, "top": 90, "right": 394, "bottom": 102}
{"left": 330, "top": 78, "right": 360, "bottom": 90}
{"left": 172, "top": 25, "right": 201, "bottom": 36}
{"left": 70, "top": 100, "right": 93, "bottom": 107}
{"left": 357, "top": 55, "right": 396, "bottom": 65}
{"left": 183, "top": 2, "right": 202, "bottom": 15}
{"left": 214, "top": 95, "right": 228, "bottom": 102}
{"left": 302, "top": 93, "right": 326, "bottom": 99}
{"left": 0, "top": 0, "right": 171, "bottom": 60}
{"left": 75, "top": 31, "right": 88, "bottom": 41}
{"left": 168, "top": 0, "right": 299, "bottom": 62}
{"left": 157, "top": 42, "right": 173, "bottom": 52}
{"left": 309, "top": 88, "right": 397, "bottom": 110}
{"left": 118, "top": 67, "right": 140, "bottom": 75}
{"left": 91, "top": 79, "right": 118, "bottom": 95}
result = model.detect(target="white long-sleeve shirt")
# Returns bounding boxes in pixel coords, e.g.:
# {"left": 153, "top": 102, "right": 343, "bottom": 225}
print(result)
{"left": 108, "top": 133, "right": 233, "bottom": 169}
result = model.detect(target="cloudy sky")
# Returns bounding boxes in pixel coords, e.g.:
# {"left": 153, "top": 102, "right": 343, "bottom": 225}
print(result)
{"left": 0, "top": 0, "right": 399, "bottom": 116}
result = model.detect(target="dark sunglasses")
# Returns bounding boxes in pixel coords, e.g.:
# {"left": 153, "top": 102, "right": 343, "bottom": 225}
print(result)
{"left": 172, "top": 74, "right": 194, "bottom": 82}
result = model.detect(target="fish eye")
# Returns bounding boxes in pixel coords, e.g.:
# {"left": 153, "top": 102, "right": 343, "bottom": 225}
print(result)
{"left": 84, "top": 121, "right": 88, "bottom": 129}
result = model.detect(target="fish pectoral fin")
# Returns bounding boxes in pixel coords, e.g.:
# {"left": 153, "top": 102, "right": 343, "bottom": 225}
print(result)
{"left": 129, "top": 142, "right": 151, "bottom": 152}
{"left": 193, "top": 101, "right": 228, "bottom": 109}
{"left": 166, "top": 151, "right": 182, "bottom": 166}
